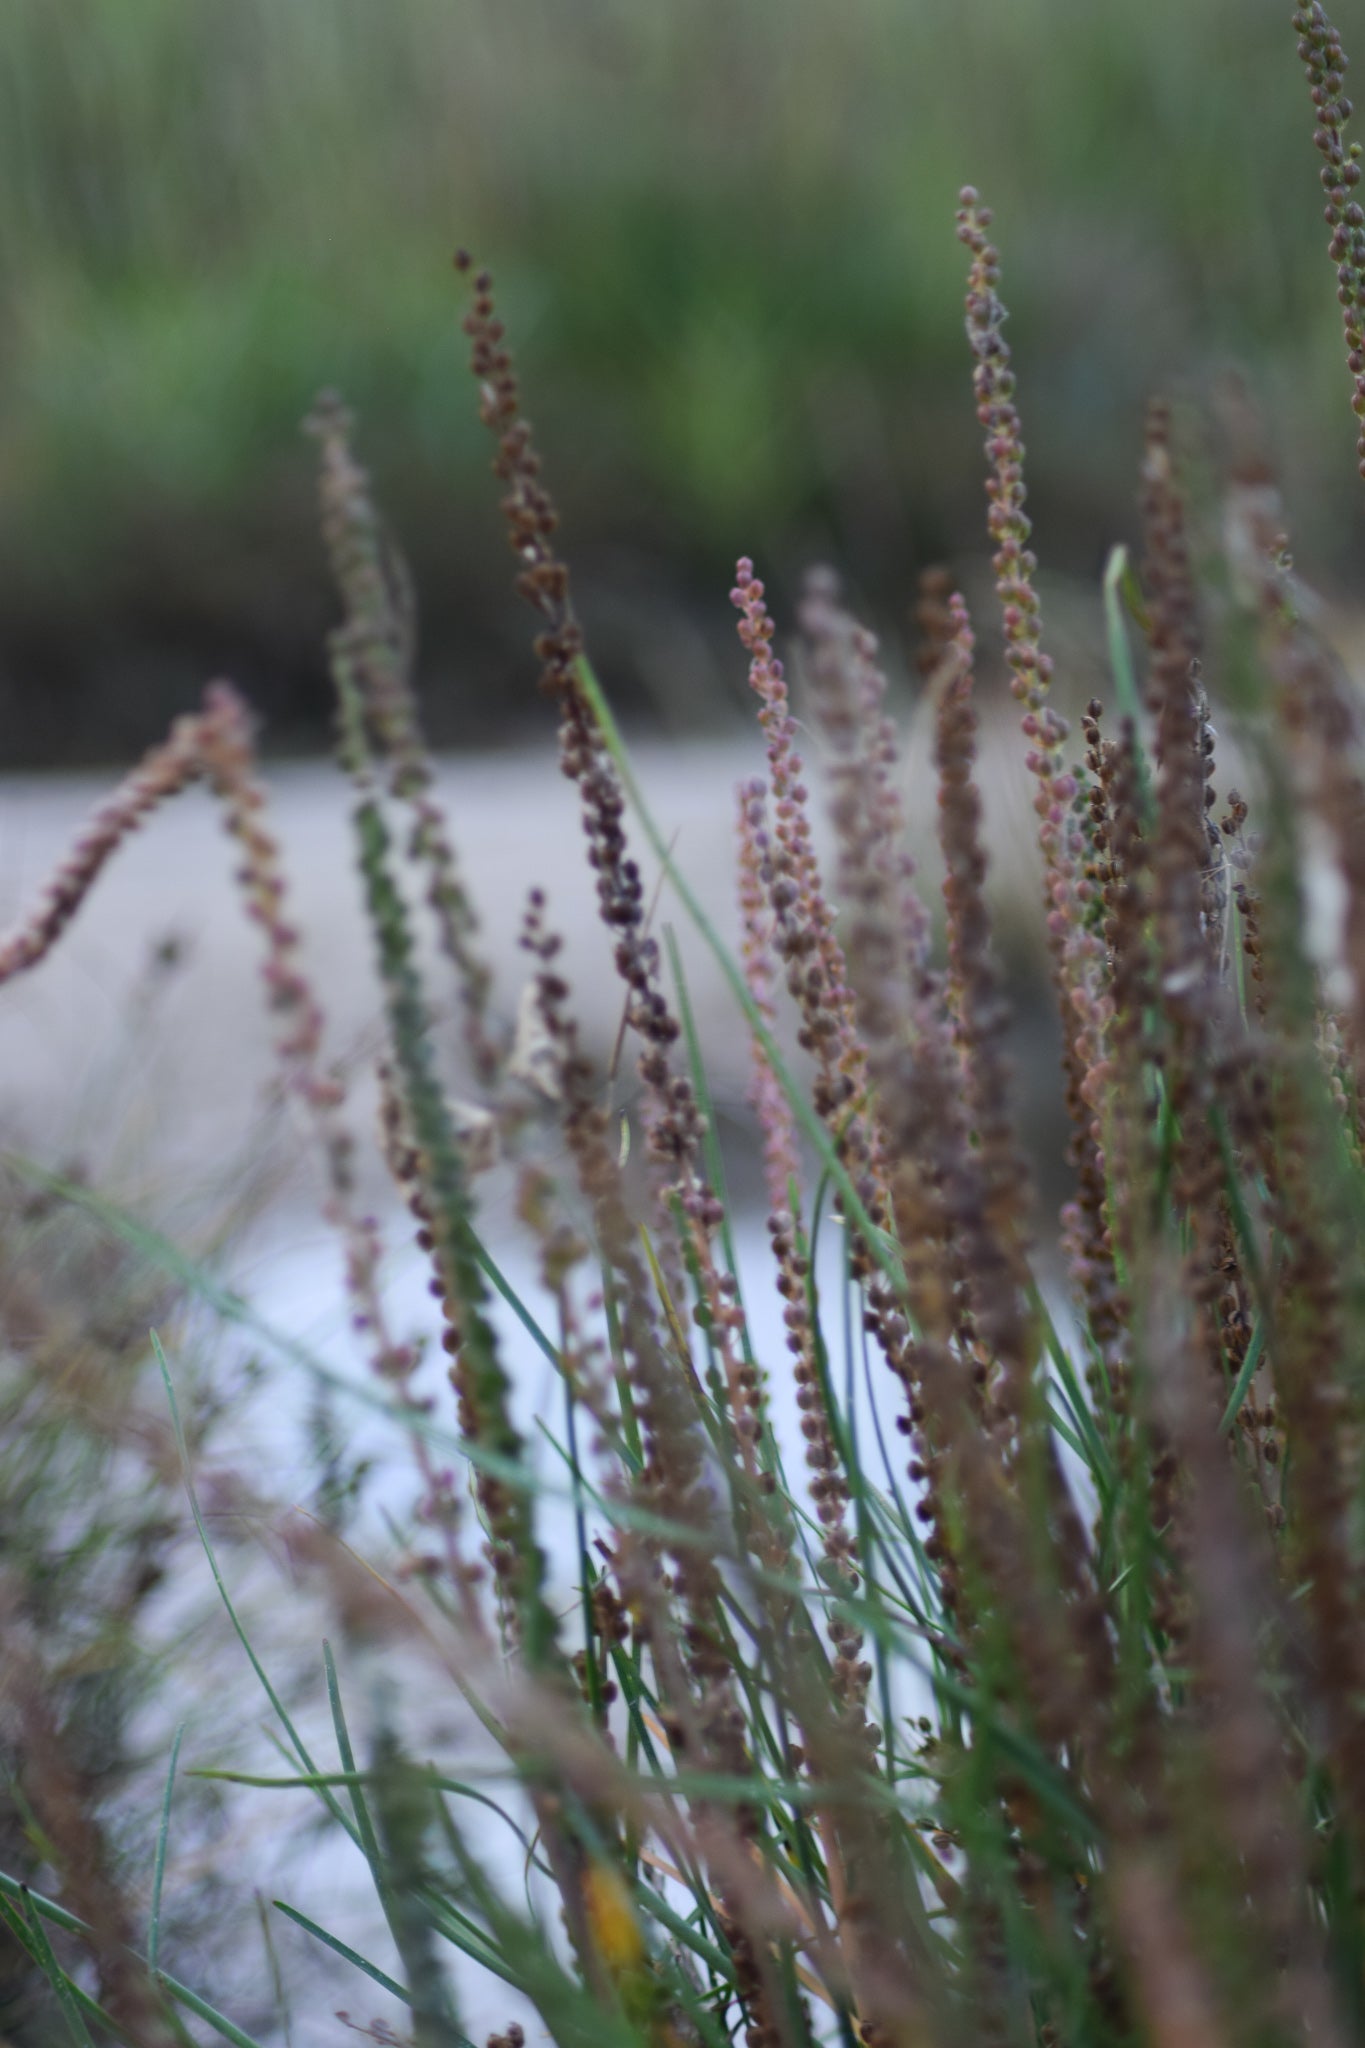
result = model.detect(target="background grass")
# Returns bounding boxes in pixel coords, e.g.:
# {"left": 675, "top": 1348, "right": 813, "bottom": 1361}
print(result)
{"left": 2, "top": 0, "right": 1362, "bottom": 761}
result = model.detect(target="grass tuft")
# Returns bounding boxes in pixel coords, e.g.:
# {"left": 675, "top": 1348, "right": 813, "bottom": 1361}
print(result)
{"left": 7, "top": 11, "right": 1365, "bottom": 2044}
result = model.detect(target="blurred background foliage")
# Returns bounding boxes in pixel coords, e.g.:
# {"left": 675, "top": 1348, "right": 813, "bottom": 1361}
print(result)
{"left": 0, "top": 0, "right": 1360, "bottom": 763}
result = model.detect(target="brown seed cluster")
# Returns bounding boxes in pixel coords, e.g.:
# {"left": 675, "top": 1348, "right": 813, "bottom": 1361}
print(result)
{"left": 0, "top": 711, "right": 206, "bottom": 990}
{"left": 731, "top": 560, "right": 913, "bottom": 1414}
{"left": 1295, "top": 3, "right": 1365, "bottom": 473}
{"left": 309, "top": 391, "right": 501, "bottom": 1084}
{"left": 736, "top": 782, "right": 859, "bottom": 1665}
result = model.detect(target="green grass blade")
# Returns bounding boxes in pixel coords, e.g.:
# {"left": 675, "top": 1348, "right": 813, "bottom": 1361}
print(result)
{"left": 1102, "top": 544, "right": 1150, "bottom": 741}
{"left": 151, "top": 1331, "right": 358, "bottom": 1845}
{"left": 16, "top": 1888, "right": 96, "bottom": 2046}
{"left": 0, "top": 1865, "right": 266, "bottom": 2048}
{"left": 158, "top": 1977, "right": 272, "bottom": 2048}
{"left": 1218, "top": 1316, "right": 1268, "bottom": 1436}
{"left": 471, "top": 1230, "right": 565, "bottom": 1375}
{"left": 323, "top": 1643, "right": 394, "bottom": 1912}
{"left": 271, "top": 1899, "right": 412, "bottom": 2008}
{"left": 148, "top": 1718, "right": 186, "bottom": 1978}
{"left": 663, "top": 922, "right": 756, "bottom": 1362}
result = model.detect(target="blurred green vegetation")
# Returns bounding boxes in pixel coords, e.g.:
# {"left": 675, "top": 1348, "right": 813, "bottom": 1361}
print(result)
{"left": 1, "top": 0, "right": 1361, "bottom": 761}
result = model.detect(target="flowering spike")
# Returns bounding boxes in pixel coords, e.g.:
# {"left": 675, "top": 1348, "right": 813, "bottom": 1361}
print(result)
{"left": 1293, "top": 4, "right": 1365, "bottom": 475}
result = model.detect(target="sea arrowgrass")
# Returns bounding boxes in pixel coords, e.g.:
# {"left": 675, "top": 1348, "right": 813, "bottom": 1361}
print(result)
{"left": 5, "top": 11, "right": 1365, "bottom": 2043}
